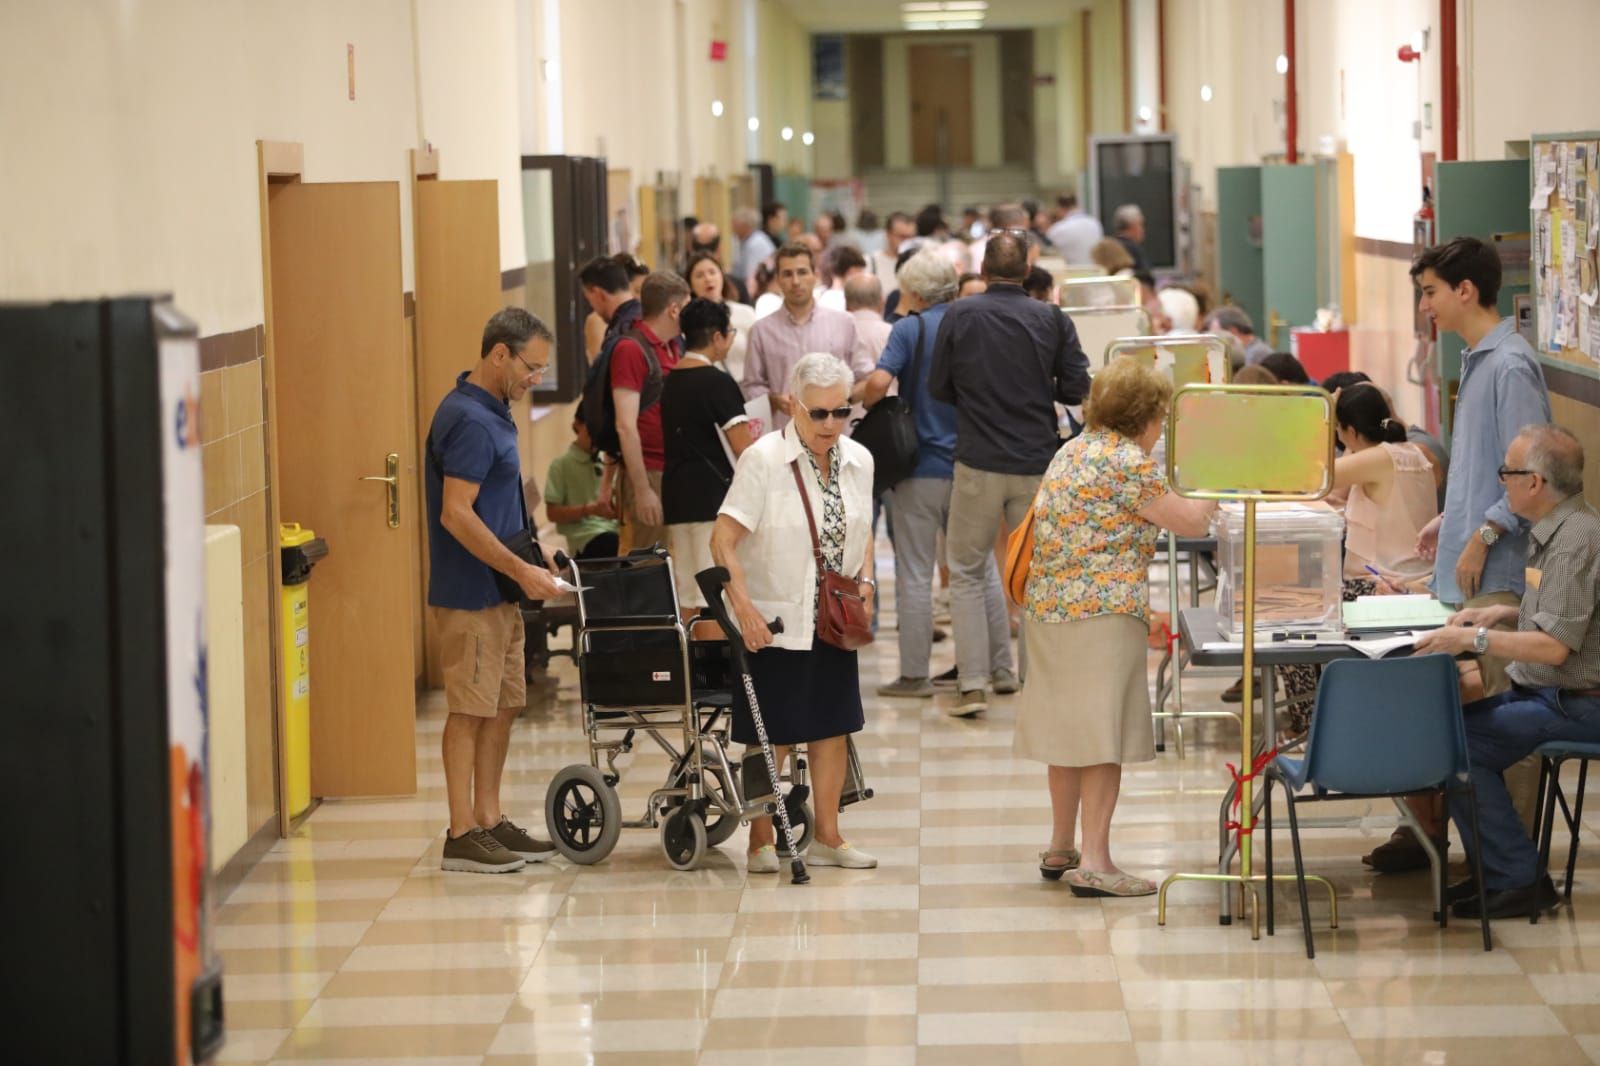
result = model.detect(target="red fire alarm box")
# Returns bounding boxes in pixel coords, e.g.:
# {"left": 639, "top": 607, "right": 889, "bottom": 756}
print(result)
{"left": 709, "top": 40, "right": 727, "bottom": 61}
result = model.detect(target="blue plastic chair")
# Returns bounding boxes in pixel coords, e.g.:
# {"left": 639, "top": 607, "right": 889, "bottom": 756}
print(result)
{"left": 1531, "top": 740, "right": 1600, "bottom": 924}
{"left": 1262, "top": 654, "right": 1492, "bottom": 958}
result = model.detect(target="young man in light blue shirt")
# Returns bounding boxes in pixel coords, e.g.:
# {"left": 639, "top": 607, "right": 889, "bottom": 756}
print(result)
{"left": 1413, "top": 237, "right": 1551, "bottom": 681}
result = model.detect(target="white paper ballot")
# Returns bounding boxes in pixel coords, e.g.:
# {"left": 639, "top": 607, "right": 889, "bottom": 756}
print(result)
{"left": 551, "top": 577, "right": 590, "bottom": 594}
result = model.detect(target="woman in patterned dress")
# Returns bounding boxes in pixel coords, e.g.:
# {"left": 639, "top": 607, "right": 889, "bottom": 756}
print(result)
{"left": 1014, "top": 358, "right": 1217, "bottom": 897}
{"left": 712, "top": 353, "right": 879, "bottom": 874}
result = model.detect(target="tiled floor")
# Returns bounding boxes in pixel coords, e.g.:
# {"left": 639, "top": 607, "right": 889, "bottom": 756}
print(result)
{"left": 216, "top": 558, "right": 1600, "bottom": 1065}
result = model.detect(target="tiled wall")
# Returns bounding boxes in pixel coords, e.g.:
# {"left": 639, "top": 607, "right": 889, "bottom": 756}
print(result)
{"left": 199, "top": 326, "right": 278, "bottom": 840}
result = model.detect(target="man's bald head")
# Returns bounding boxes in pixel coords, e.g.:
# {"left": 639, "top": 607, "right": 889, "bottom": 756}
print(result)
{"left": 691, "top": 222, "right": 720, "bottom": 250}
{"left": 844, "top": 273, "right": 884, "bottom": 313}
{"left": 981, "top": 230, "right": 1030, "bottom": 282}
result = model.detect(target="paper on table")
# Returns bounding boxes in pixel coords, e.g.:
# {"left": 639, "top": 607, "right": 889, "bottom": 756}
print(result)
{"left": 1343, "top": 594, "right": 1454, "bottom": 630}
{"left": 1195, "top": 633, "right": 1418, "bottom": 659}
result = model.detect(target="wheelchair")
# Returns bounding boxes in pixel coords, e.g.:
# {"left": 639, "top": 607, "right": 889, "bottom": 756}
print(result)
{"left": 541, "top": 549, "right": 819, "bottom": 872}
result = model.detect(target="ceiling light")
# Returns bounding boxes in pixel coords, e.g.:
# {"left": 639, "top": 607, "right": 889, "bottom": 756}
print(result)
{"left": 1275, "top": 54, "right": 1289, "bottom": 75}
{"left": 802, "top": 131, "right": 815, "bottom": 146}
{"left": 747, "top": 116, "right": 760, "bottom": 132}
{"left": 901, "top": 0, "right": 986, "bottom": 30}
{"left": 1199, "top": 84, "right": 1214, "bottom": 103}
{"left": 1137, "top": 105, "right": 1153, "bottom": 122}
{"left": 711, "top": 99, "right": 724, "bottom": 117}
{"left": 781, "top": 126, "right": 794, "bottom": 141}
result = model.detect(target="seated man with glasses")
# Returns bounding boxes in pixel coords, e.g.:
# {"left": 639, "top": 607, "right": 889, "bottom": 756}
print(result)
{"left": 1415, "top": 425, "right": 1600, "bottom": 918}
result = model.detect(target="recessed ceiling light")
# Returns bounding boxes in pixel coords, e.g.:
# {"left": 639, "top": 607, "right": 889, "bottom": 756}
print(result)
{"left": 802, "top": 131, "right": 815, "bottom": 146}
{"left": 1200, "top": 84, "right": 1214, "bottom": 103}
{"left": 711, "top": 99, "right": 724, "bottom": 117}
{"left": 781, "top": 126, "right": 794, "bottom": 141}
{"left": 1138, "top": 105, "right": 1153, "bottom": 122}
{"left": 1275, "top": 54, "right": 1289, "bottom": 74}
{"left": 747, "top": 116, "right": 760, "bottom": 132}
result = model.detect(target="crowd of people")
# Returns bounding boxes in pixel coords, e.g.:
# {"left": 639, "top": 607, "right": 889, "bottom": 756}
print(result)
{"left": 420, "top": 199, "right": 1600, "bottom": 921}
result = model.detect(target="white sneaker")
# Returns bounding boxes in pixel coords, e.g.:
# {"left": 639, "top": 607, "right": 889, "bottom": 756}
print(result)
{"left": 806, "top": 841, "right": 879, "bottom": 869}
{"left": 747, "top": 844, "right": 779, "bottom": 874}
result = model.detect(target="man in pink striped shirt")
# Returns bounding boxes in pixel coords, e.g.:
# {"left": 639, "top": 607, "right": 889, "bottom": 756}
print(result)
{"left": 742, "top": 242, "right": 873, "bottom": 432}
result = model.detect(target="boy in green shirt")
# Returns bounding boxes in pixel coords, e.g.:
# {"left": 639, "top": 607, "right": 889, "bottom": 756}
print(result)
{"left": 544, "top": 412, "right": 620, "bottom": 558}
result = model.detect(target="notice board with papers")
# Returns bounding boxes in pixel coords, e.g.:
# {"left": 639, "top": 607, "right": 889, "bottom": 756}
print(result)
{"left": 1530, "top": 131, "right": 1600, "bottom": 371}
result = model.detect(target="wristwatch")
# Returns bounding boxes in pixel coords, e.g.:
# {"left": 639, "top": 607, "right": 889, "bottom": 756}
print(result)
{"left": 1473, "top": 626, "right": 1491, "bottom": 655}
{"left": 1477, "top": 524, "right": 1501, "bottom": 547}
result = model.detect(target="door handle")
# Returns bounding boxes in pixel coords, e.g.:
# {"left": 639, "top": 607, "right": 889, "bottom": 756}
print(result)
{"left": 1268, "top": 309, "right": 1288, "bottom": 350}
{"left": 359, "top": 452, "right": 401, "bottom": 529}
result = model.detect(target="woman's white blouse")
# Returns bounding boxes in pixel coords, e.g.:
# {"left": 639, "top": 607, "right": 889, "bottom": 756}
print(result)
{"left": 717, "top": 424, "right": 874, "bottom": 651}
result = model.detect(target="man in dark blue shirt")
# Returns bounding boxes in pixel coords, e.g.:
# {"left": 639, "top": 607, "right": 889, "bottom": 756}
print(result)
{"left": 928, "top": 231, "right": 1091, "bottom": 715}
{"left": 426, "top": 307, "right": 562, "bottom": 873}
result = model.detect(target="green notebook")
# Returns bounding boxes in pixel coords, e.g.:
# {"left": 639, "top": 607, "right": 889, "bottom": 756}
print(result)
{"left": 1343, "top": 595, "right": 1455, "bottom": 632}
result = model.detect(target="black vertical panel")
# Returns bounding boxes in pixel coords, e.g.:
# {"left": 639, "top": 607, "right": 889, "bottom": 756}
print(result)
{"left": 747, "top": 164, "right": 775, "bottom": 212}
{"left": 0, "top": 298, "right": 174, "bottom": 1063}
{"left": 104, "top": 298, "right": 177, "bottom": 1064}
{"left": 849, "top": 36, "right": 885, "bottom": 170}
{"left": 999, "top": 31, "right": 1034, "bottom": 167}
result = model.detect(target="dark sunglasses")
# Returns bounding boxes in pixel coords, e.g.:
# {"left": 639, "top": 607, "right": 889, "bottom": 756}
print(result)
{"left": 806, "top": 406, "right": 853, "bottom": 423}
{"left": 1497, "top": 466, "right": 1537, "bottom": 482}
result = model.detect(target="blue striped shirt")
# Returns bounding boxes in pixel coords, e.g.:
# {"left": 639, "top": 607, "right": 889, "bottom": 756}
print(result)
{"left": 1432, "top": 318, "right": 1551, "bottom": 605}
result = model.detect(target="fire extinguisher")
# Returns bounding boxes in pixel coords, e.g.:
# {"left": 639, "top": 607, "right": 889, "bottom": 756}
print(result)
{"left": 1409, "top": 185, "right": 1441, "bottom": 434}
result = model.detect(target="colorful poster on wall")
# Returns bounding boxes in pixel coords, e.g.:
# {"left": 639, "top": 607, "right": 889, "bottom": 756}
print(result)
{"left": 158, "top": 305, "right": 217, "bottom": 1065}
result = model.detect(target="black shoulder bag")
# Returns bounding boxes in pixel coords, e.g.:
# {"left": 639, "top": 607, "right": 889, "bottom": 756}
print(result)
{"left": 426, "top": 431, "right": 546, "bottom": 606}
{"left": 849, "top": 314, "right": 923, "bottom": 498}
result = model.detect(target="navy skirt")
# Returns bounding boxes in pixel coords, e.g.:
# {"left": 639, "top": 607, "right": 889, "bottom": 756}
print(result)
{"left": 732, "top": 639, "right": 865, "bottom": 747}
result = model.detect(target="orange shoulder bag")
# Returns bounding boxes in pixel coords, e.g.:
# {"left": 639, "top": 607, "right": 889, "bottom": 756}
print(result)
{"left": 1003, "top": 491, "right": 1042, "bottom": 608}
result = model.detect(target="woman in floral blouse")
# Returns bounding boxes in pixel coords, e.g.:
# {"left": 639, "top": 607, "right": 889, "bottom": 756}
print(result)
{"left": 1016, "top": 357, "right": 1216, "bottom": 897}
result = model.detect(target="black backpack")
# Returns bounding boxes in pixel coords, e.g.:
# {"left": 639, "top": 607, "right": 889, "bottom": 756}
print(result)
{"left": 850, "top": 314, "right": 925, "bottom": 497}
{"left": 582, "top": 326, "right": 663, "bottom": 457}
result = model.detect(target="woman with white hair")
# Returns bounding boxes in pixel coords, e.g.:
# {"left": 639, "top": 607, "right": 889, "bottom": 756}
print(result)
{"left": 711, "top": 352, "right": 878, "bottom": 873}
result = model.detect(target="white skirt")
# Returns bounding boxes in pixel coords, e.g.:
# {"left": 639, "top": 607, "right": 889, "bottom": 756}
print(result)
{"left": 1013, "top": 613, "right": 1155, "bottom": 767}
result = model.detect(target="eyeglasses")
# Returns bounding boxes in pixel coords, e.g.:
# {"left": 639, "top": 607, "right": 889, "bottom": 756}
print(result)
{"left": 1497, "top": 466, "right": 1537, "bottom": 482}
{"left": 806, "top": 406, "right": 853, "bottom": 423}
{"left": 722, "top": 326, "right": 739, "bottom": 340}
{"left": 512, "top": 349, "right": 548, "bottom": 378}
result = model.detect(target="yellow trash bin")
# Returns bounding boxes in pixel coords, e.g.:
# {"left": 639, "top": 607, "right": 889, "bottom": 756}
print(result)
{"left": 280, "top": 523, "right": 328, "bottom": 818}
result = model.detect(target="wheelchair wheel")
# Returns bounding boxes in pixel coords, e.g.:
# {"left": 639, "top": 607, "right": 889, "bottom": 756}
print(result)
{"left": 545, "top": 764, "right": 622, "bottom": 865}
{"left": 775, "top": 797, "right": 815, "bottom": 858}
{"left": 660, "top": 806, "right": 707, "bottom": 871}
{"left": 696, "top": 746, "right": 743, "bottom": 847}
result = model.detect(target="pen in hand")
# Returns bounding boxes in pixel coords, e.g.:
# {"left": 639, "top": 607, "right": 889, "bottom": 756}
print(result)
{"left": 1363, "top": 564, "right": 1406, "bottom": 595}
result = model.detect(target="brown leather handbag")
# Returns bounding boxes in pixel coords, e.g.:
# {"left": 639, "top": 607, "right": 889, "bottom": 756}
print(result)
{"left": 790, "top": 460, "right": 874, "bottom": 651}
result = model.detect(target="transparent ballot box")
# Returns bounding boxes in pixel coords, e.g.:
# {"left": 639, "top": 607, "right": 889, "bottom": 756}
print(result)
{"left": 1212, "top": 501, "right": 1345, "bottom": 640}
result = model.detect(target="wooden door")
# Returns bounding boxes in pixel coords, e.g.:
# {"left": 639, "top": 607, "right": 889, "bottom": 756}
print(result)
{"left": 1262, "top": 164, "right": 1319, "bottom": 350}
{"left": 414, "top": 177, "right": 502, "bottom": 688}
{"left": 909, "top": 44, "right": 974, "bottom": 167}
{"left": 266, "top": 180, "right": 417, "bottom": 798}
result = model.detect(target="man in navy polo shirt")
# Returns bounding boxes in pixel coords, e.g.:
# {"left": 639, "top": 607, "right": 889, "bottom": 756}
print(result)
{"left": 427, "top": 307, "right": 563, "bottom": 873}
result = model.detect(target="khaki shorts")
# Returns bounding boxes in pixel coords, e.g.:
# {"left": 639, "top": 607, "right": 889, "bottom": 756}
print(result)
{"left": 435, "top": 603, "right": 526, "bottom": 717}
{"left": 619, "top": 469, "right": 666, "bottom": 555}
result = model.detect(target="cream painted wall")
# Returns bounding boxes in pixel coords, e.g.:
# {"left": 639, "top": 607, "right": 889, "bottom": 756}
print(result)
{"left": 1166, "top": 0, "right": 1600, "bottom": 238}
{"left": 1033, "top": 20, "right": 1088, "bottom": 192}
{"left": 882, "top": 34, "right": 1003, "bottom": 169}
{"left": 755, "top": 0, "right": 813, "bottom": 174}
{"left": 0, "top": 0, "right": 541, "bottom": 335}
{"left": 812, "top": 99, "right": 853, "bottom": 180}
{"left": 1465, "top": 0, "right": 1600, "bottom": 157}
{"left": 415, "top": 0, "right": 525, "bottom": 272}
{"left": 1086, "top": 0, "right": 1126, "bottom": 136}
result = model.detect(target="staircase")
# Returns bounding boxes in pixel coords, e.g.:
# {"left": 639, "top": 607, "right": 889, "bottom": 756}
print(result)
{"left": 860, "top": 165, "right": 1040, "bottom": 216}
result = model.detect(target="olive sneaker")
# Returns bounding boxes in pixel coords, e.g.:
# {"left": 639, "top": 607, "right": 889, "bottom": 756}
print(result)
{"left": 486, "top": 816, "right": 556, "bottom": 863}
{"left": 441, "top": 827, "right": 526, "bottom": 874}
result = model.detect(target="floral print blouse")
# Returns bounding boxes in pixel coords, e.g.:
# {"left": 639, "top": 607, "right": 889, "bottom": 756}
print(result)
{"left": 1025, "top": 429, "right": 1169, "bottom": 624}
{"left": 801, "top": 445, "right": 846, "bottom": 595}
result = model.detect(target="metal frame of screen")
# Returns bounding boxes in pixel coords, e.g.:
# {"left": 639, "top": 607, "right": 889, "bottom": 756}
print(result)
{"left": 1086, "top": 133, "right": 1181, "bottom": 274}
{"left": 521, "top": 154, "right": 610, "bottom": 403}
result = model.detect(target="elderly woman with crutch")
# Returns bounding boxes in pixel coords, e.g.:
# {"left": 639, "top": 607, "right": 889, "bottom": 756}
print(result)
{"left": 711, "top": 352, "right": 879, "bottom": 875}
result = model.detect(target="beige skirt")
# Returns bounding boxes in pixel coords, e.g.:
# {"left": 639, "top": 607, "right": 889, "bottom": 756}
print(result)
{"left": 1013, "top": 613, "right": 1155, "bottom": 767}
